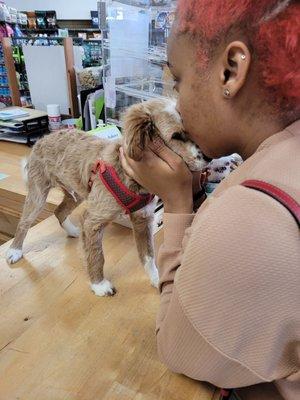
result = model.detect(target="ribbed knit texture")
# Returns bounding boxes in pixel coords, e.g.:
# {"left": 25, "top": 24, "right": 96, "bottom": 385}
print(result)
{"left": 156, "top": 121, "right": 300, "bottom": 400}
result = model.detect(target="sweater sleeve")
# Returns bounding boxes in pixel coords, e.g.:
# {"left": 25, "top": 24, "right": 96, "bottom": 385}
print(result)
{"left": 156, "top": 213, "right": 195, "bottom": 330}
{"left": 156, "top": 186, "right": 300, "bottom": 389}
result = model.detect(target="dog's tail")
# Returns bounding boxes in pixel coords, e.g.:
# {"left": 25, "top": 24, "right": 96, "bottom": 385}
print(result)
{"left": 20, "top": 157, "right": 29, "bottom": 186}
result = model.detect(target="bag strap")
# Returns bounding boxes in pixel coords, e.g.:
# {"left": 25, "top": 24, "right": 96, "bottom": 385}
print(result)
{"left": 242, "top": 180, "right": 300, "bottom": 228}
{"left": 219, "top": 180, "right": 300, "bottom": 400}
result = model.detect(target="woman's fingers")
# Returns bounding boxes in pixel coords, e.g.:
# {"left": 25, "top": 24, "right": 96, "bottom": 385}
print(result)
{"left": 149, "top": 136, "right": 184, "bottom": 170}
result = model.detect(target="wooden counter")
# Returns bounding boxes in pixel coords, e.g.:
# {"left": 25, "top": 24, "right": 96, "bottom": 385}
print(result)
{"left": 0, "top": 216, "right": 217, "bottom": 400}
{"left": 0, "top": 141, "right": 63, "bottom": 244}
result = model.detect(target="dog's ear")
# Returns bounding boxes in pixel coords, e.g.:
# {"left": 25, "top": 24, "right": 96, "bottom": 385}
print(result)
{"left": 122, "top": 103, "right": 157, "bottom": 161}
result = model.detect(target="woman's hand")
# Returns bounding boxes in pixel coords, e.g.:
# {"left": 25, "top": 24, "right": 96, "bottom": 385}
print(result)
{"left": 120, "top": 137, "right": 194, "bottom": 214}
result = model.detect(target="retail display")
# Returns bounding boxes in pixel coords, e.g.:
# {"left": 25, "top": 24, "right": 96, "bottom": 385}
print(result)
{"left": 22, "top": 10, "right": 58, "bottom": 33}
{"left": 27, "top": 11, "right": 37, "bottom": 30}
{"left": 76, "top": 66, "right": 103, "bottom": 91}
{"left": 91, "top": 11, "right": 99, "bottom": 28}
{"left": 12, "top": 43, "right": 32, "bottom": 107}
{"left": 0, "top": 43, "right": 11, "bottom": 106}
{"left": 101, "top": 0, "right": 177, "bottom": 126}
{"left": 82, "top": 40, "right": 102, "bottom": 68}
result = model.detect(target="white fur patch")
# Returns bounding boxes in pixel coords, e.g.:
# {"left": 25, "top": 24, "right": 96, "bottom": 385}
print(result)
{"left": 164, "top": 101, "right": 181, "bottom": 123}
{"left": 6, "top": 248, "right": 23, "bottom": 264}
{"left": 91, "top": 279, "right": 116, "bottom": 297}
{"left": 62, "top": 217, "right": 80, "bottom": 238}
{"left": 144, "top": 256, "right": 159, "bottom": 288}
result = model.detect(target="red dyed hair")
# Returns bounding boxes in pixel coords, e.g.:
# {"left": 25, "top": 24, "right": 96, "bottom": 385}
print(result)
{"left": 177, "top": 0, "right": 300, "bottom": 114}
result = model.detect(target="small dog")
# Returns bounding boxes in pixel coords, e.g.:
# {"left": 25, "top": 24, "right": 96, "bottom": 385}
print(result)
{"left": 6, "top": 98, "right": 207, "bottom": 296}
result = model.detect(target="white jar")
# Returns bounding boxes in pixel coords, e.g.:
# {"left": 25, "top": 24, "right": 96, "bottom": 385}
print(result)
{"left": 47, "top": 104, "right": 61, "bottom": 132}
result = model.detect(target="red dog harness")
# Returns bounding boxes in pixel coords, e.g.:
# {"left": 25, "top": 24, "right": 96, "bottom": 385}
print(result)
{"left": 88, "top": 160, "right": 154, "bottom": 214}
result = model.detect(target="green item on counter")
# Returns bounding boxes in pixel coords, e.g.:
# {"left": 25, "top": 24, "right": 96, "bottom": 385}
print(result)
{"left": 76, "top": 117, "right": 83, "bottom": 129}
{"left": 94, "top": 95, "right": 104, "bottom": 121}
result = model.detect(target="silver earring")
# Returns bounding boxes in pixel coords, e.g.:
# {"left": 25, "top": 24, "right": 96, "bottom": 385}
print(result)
{"left": 241, "top": 55, "right": 246, "bottom": 60}
{"left": 224, "top": 88, "right": 230, "bottom": 97}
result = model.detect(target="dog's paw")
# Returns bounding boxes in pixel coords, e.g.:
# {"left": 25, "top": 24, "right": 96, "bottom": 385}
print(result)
{"left": 91, "top": 280, "right": 116, "bottom": 297}
{"left": 150, "top": 270, "right": 159, "bottom": 288}
{"left": 62, "top": 217, "right": 80, "bottom": 238}
{"left": 6, "top": 248, "right": 23, "bottom": 264}
{"left": 144, "top": 257, "right": 159, "bottom": 288}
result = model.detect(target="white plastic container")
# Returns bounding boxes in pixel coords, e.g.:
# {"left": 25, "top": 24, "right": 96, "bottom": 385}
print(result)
{"left": 47, "top": 104, "right": 61, "bottom": 132}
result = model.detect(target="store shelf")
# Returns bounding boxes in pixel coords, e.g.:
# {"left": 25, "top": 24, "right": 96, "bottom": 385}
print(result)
{"left": 21, "top": 28, "right": 59, "bottom": 33}
{"left": 113, "top": 1, "right": 176, "bottom": 9}
{"left": 115, "top": 78, "right": 172, "bottom": 101}
{"left": 67, "top": 28, "right": 100, "bottom": 32}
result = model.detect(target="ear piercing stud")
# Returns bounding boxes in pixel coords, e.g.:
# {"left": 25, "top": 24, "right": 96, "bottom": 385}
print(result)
{"left": 241, "top": 55, "right": 246, "bottom": 60}
{"left": 224, "top": 88, "right": 230, "bottom": 97}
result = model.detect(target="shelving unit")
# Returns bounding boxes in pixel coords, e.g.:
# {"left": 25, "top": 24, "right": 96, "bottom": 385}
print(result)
{"left": 0, "top": 37, "right": 21, "bottom": 107}
{"left": 12, "top": 43, "right": 32, "bottom": 107}
{"left": 21, "top": 28, "right": 59, "bottom": 35}
{"left": 100, "top": 0, "right": 176, "bottom": 127}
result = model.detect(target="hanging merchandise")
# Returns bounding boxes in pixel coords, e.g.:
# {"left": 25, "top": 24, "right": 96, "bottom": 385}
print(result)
{"left": 27, "top": 11, "right": 37, "bottom": 30}
{"left": 76, "top": 66, "right": 103, "bottom": 91}
{"left": 35, "top": 11, "right": 47, "bottom": 29}
{"left": 13, "top": 24, "right": 23, "bottom": 37}
{"left": 0, "top": 24, "right": 6, "bottom": 39}
{"left": 46, "top": 11, "right": 57, "bottom": 28}
{"left": 91, "top": 11, "right": 99, "bottom": 28}
{"left": 8, "top": 7, "right": 17, "bottom": 23}
{"left": 12, "top": 43, "right": 32, "bottom": 107}
{"left": 0, "top": 44, "right": 12, "bottom": 106}
{"left": 17, "top": 12, "right": 27, "bottom": 26}
{"left": 5, "top": 23, "right": 14, "bottom": 37}
{"left": 82, "top": 41, "right": 102, "bottom": 68}
{"left": 0, "top": 2, "right": 10, "bottom": 23}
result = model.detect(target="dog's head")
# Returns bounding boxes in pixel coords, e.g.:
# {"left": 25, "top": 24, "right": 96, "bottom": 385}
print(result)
{"left": 122, "top": 98, "right": 207, "bottom": 172}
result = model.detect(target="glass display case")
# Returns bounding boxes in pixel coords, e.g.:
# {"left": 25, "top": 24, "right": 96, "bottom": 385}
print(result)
{"left": 99, "top": 0, "right": 176, "bottom": 126}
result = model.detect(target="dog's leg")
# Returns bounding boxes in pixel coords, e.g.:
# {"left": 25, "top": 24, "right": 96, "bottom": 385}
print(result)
{"left": 130, "top": 205, "right": 159, "bottom": 288}
{"left": 6, "top": 184, "right": 50, "bottom": 264}
{"left": 82, "top": 210, "right": 116, "bottom": 297}
{"left": 55, "top": 191, "right": 82, "bottom": 238}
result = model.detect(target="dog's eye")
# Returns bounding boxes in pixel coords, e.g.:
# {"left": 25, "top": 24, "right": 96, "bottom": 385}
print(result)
{"left": 172, "top": 132, "right": 187, "bottom": 142}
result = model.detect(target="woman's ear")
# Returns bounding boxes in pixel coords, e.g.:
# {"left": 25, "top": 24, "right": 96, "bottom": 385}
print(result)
{"left": 122, "top": 104, "right": 157, "bottom": 161}
{"left": 220, "top": 41, "right": 251, "bottom": 98}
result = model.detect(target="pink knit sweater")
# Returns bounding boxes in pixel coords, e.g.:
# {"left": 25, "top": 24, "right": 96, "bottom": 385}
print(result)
{"left": 156, "top": 120, "right": 300, "bottom": 400}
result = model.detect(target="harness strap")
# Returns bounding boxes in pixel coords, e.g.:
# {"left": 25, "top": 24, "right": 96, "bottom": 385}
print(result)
{"left": 89, "top": 160, "right": 154, "bottom": 214}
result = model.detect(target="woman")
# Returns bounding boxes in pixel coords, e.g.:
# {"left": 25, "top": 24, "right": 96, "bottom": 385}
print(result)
{"left": 120, "top": 1, "right": 300, "bottom": 399}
